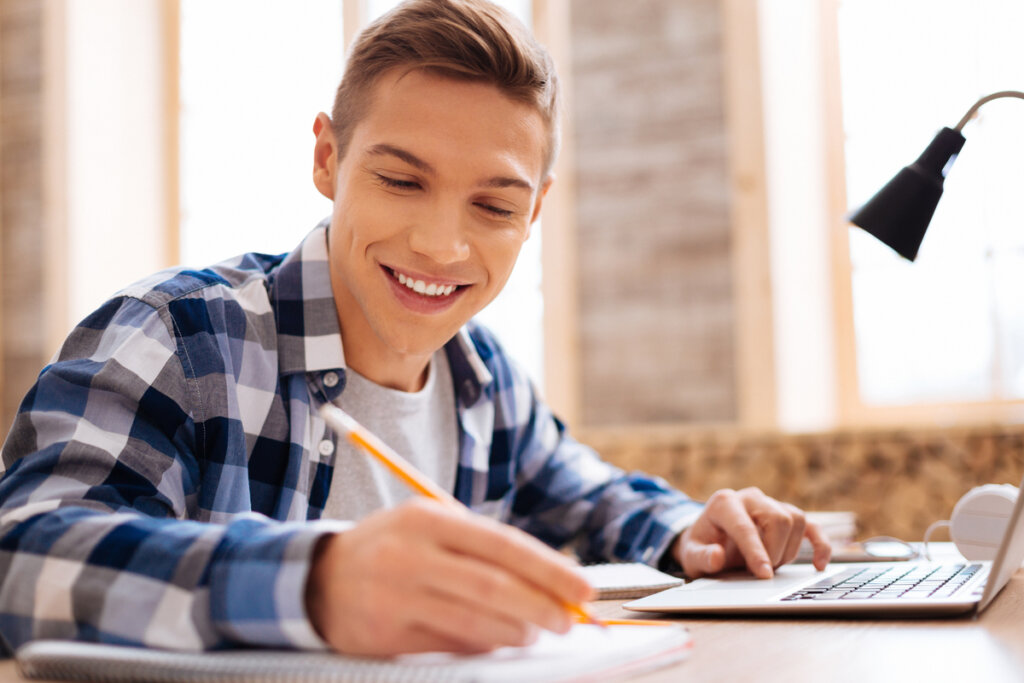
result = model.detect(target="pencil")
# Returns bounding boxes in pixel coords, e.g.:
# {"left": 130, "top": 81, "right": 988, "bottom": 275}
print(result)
{"left": 573, "top": 616, "right": 680, "bottom": 627}
{"left": 318, "top": 403, "right": 608, "bottom": 630}
{"left": 325, "top": 404, "right": 461, "bottom": 509}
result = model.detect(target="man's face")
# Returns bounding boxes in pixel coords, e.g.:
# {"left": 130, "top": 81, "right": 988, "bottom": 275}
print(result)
{"left": 317, "top": 69, "right": 549, "bottom": 385}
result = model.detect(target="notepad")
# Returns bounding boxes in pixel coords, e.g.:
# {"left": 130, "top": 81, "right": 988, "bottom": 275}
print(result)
{"left": 581, "top": 562, "right": 684, "bottom": 599}
{"left": 16, "top": 624, "right": 692, "bottom": 683}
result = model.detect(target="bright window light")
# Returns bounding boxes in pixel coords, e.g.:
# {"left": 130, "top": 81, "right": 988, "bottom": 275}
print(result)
{"left": 839, "top": 0, "right": 1024, "bottom": 404}
{"left": 179, "top": 1, "right": 345, "bottom": 265}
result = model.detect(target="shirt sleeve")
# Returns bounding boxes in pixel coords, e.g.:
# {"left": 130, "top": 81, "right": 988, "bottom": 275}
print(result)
{"left": 509, "top": 402, "right": 702, "bottom": 565}
{"left": 475, "top": 329, "right": 704, "bottom": 566}
{"left": 0, "top": 295, "right": 340, "bottom": 652}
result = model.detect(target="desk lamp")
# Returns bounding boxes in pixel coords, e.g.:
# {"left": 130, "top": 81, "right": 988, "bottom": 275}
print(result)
{"left": 848, "top": 90, "right": 1024, "bottom": 260}
{"left": 848, "top": 91, "right": 1024, "bottom": 557}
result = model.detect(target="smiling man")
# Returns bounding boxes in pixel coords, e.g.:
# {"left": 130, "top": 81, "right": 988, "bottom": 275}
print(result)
{"left": 317, "top": 67, "right": 548, "bottom": 393}
{"left": 0, "top": 0, "right": 829, "bottom": 658}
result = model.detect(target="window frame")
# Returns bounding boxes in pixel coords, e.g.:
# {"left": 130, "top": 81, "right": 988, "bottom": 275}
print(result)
{"left": 823, "top": 0, "right": 1024, "bottom": 427}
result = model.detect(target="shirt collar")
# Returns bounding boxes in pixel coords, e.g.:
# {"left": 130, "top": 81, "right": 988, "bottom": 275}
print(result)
{"left": 271, "top": 219, "right": 346, "bottom": 376}
{"left": 271, "top": 219, "right": 494, "bottom": 403}
{"left": 445, "top": 327, "right": 494, "bottom": 406}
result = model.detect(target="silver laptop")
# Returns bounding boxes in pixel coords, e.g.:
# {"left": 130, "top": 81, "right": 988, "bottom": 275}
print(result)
{"left": 626, "top": 472, "right": 1024, "bottom": 617}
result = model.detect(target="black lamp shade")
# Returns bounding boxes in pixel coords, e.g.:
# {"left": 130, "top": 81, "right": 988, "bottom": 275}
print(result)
{"left": 848, "top": 127, "right": 966, "bottom": 261}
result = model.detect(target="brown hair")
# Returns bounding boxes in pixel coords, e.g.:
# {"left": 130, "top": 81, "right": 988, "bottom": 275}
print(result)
{"left": 330, "top": 0, "right": 560, "bottom": 179}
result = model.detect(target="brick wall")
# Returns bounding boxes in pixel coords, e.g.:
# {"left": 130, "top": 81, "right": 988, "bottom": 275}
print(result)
{"left": 0, "top": 0, "right": 48, "bottom": 437}
{"left": 570, "top": 0, "right": 736, "bottom": 426}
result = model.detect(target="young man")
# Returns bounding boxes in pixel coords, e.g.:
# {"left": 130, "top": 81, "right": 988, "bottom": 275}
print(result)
{"left": 0, "top": 0, "right": 829, "bottom": 657}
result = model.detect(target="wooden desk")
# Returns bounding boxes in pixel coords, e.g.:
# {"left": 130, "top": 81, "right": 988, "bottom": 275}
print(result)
{"left": 2, "top": 568, "right": 1022, "bottom": 683}
{"left": 600, "top": 567, "right": 1024, "bottom": 683}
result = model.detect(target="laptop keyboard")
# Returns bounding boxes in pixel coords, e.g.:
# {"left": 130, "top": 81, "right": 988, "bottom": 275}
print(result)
{"left": 781, "top": 563, "right": 982, "bottom": 601}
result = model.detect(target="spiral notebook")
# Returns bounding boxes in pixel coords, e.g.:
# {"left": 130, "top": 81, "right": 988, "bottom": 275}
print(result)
{"left": 16, "top": 624, "right": 692, "bottom": 683}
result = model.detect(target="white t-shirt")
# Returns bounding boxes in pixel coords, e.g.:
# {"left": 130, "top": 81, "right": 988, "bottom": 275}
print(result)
{"left": 322, "top": 349, "right": 459, "bottom": 522}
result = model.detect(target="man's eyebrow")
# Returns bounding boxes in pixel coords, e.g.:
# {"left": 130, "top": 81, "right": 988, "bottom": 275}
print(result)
{"left": 366, "top": 142, "right": 534, "bottom": 192}
{"left": 480, "top": 176, "right": 534, "bottom": 192}
{"left": 366, "top": 144, "right": 435, "bottom": 174}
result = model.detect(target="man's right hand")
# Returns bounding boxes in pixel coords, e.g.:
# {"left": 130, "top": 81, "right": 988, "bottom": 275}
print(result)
{"left": 304, "top": 498, "right": 594, "bottom": 655}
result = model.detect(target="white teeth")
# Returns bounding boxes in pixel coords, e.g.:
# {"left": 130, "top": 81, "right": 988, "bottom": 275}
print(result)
{"left": 392, "top": 269, "right": 458, "bottom": 297}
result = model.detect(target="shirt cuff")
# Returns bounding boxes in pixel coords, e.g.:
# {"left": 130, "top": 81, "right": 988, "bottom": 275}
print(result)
{"left": 642, "top": 504, "right": 702, "bottom": 569}
{"left": 281, "top": 519, "right": 355, "bottom": 651}
{"left": 208, "top": 516, "right": 353, "bottom": 650}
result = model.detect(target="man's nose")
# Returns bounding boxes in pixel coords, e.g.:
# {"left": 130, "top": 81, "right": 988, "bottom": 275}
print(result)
{"left": 407, "top": 201, "right": 471, "bottom": 264}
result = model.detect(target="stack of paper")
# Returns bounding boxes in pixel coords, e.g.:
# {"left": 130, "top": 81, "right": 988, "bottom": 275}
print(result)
{"left": 807, "top": 511, "right": 857, "bottom": 545}
{"left": 580, "top": 562, "right": 683, "bottom": 599}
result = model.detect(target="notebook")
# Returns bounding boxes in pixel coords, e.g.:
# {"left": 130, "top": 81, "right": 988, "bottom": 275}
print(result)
{"left": 580, "top": 562, "right": 683, "bottom": 599}
{"left": 626, "top": 470, "right": 1024, "bottom": 617}
{"left": 16, "top": 624, "right": 692, "bottom": 683}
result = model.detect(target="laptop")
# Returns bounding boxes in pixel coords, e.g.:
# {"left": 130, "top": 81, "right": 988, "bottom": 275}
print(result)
{"left": 626, "top": 472, "right": 1024, "bottom": 617}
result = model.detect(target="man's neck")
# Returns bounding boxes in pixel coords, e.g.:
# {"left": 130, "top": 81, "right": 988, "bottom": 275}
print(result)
{"left": 341, "top": 337, "right": 432, "bottom": 392}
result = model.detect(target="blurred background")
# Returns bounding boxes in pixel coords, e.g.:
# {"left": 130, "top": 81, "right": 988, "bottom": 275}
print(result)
{"left": 2, "top": 0, "right": 1023, "bottom": 539}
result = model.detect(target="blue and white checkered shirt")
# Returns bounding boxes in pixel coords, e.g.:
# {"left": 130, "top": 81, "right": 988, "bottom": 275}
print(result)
{"left": 0, "top": 222, "right": 700, "bottom": 653}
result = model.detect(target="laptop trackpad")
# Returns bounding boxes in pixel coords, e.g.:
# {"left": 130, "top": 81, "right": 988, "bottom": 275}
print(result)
{"left": 628, "top": 564, "right": 842, "bottom": 609}
{"left": 681, "top": 564, "right": 831, "bottom": 591}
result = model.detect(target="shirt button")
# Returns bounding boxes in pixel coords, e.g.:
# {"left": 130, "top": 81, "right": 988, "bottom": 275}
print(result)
{"left": 318, "top": 439, "right": 335, "bottom": 456}
{"left": 323, "top": 371, "right": 339, "bottom": 388}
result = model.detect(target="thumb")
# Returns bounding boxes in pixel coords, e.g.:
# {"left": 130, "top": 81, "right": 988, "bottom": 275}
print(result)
{"left": 682, "top": 540, "right": 727, "bottom": 578}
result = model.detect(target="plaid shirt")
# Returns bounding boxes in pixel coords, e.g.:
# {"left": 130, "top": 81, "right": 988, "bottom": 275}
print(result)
{"left": 0, "top": 222, "right": 700, "bottom": 653}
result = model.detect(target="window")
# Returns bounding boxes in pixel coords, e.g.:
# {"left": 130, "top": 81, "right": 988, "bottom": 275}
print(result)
{"left": 758, "top": 0, "right": 1024, "bottom": 428}
{"left": 838, "top": 0, "right": 1024, "bottom": 408}
{"left": 179, "top": 1, "right": 345, "bottom": 263}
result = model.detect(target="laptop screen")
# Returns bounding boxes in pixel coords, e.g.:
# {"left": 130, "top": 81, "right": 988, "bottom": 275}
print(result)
{"left": 977, "top": 472, "right": 1024, "bottom": 612}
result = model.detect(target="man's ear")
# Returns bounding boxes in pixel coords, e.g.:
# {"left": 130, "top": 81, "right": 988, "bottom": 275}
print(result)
{"left": 312, "top": 112, "right": 338, "bottom": 200}
{"left": 529, "top": 174, "right": 555, "bottom": 227}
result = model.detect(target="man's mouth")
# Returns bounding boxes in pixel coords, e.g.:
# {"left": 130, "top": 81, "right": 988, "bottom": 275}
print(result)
{"left": 386, "top": 267, "right": 464, "bottom": 298}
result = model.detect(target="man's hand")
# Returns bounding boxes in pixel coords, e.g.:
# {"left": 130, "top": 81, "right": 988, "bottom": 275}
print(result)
{"left": 305, "top": 498, "right": 593, "bottom": 656}
{"left": 673, "top": 487, "right": 831, "bottom": 579}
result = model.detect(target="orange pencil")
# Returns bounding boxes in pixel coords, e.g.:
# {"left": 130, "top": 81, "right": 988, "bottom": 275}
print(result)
{"left": 573, "top": 616, "right": 680, "bottom": 627}
{"left": 319, "top": 403, "right": 607, "bottom": 629}
{"left": 325, "top": 404, "right": 461, "bottom": 508}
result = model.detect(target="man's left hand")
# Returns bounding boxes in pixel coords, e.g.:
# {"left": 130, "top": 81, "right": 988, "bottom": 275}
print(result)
{"left": 673, "top": 487, "right": 832, "bottom": 579}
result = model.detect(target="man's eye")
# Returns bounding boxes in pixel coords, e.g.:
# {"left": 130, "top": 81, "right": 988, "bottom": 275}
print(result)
{"left": 476, "top": 203, "right": 514, "bottom": 218}
{"left": 376, "top": 174, "right": 420, "bottom": 190}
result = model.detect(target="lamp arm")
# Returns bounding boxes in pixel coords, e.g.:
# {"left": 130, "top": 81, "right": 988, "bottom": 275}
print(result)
{"left": 954, "top": 90, "right": 1024, "bottom": 131}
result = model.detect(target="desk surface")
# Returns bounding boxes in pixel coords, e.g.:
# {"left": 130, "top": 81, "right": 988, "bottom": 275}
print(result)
{"left": 3, "top": 567, "right": 1022, "bottom": 683}
{"left": 608, "top": 566, "right": 1024, "bottom": 683}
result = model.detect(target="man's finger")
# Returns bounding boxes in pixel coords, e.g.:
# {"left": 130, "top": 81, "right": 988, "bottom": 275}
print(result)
{"left": 407, "top": 591, "right": 540, "bottom": 651}
{"left": 778, "top": 503, "right": 808, "bottom": 567}
{"left": 442, "top": 515, "right": 590, "bottom": 602}
{"left": 748, "top": 496, "right": 794, "bottom": 568}
{"left": 804, "top": 521, "right": 832, "bottom": 570}
{"left": 419, "top": 544, "right": 573, "bottom": 635}
{"left": 705, "top": 490, "right": 774, "bottom": 578}
{"left": 397, "top": 500, "right": 593, "bottom": 608}
{"left": 679, "top": 534, "right": 727, "bottom": 578}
